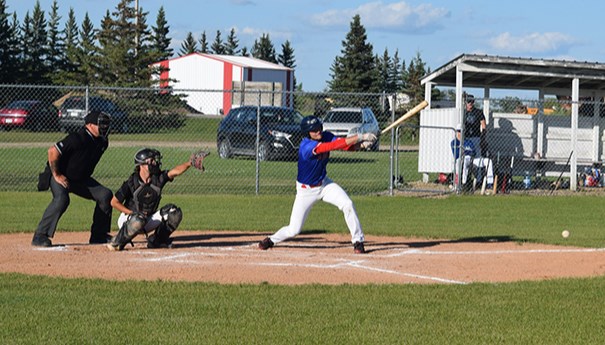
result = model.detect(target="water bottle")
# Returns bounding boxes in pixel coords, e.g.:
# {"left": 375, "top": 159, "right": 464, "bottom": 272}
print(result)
{"left": 523, "top": 171, "right": 532, "bottom": 189}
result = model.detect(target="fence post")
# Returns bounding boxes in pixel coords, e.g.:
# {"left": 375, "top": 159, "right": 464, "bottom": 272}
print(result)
{"left": 85, "top": 86, "right": 89, "bottom": 113}
{"left": 388, "top": 93, "right": 396, "bottom": 196}
{"left": 255, "top": 90, "right": 262, "bottom": 195}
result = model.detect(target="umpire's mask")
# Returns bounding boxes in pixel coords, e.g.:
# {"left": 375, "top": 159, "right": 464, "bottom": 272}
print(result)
{"left": 85, "top": 110, "right": 111, "bottom": 138}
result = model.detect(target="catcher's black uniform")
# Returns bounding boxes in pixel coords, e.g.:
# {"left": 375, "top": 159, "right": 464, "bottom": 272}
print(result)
{"left": 114, "top": 170, "right": 172, "bottom": 215}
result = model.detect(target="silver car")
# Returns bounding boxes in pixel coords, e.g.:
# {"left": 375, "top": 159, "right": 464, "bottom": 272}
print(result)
{"left": 322, "top": 107, "right": 380, "bottom": 151}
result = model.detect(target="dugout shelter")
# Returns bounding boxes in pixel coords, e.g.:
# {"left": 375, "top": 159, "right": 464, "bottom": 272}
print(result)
{"left": 419, "top": 54, "right": 605, "bottom": 190}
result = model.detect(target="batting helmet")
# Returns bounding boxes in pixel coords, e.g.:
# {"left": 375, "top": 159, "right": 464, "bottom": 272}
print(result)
{"left": 301, "top": 116, "right": 323, "bottom": 137}
{"left": 134, "top": 148, "right": 162, "bottom": 166}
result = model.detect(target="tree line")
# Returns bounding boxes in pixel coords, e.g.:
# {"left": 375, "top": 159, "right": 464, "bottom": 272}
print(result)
{"left": 0, "top": 0, "right": 296, "bottom": 88}
{"left": 0, "top": 0, "right": 434, "bottom": 104}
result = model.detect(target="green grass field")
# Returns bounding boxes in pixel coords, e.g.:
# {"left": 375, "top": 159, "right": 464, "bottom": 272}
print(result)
{"left": 2, "top": 193, "right": 605, "bottom": 344}
{"left": 2, "top": 117, "right": 603, "bottom": 344}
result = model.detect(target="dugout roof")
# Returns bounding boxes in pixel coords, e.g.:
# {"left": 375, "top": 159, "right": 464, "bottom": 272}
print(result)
{"left": 421, "top": 54, "right": 605, "bottom": 96}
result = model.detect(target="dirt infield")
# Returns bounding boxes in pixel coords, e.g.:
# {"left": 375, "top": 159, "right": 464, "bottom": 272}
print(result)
{"left": 2, "top": 231, "right": 605, "bottom": 285}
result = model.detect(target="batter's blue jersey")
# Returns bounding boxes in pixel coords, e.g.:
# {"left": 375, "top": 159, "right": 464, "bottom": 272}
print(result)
{"left": 297, "top": 131, "right": 336, "bottom": 185}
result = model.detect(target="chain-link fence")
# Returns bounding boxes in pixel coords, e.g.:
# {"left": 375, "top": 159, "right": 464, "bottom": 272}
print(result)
{"left": 2, "top": 84, "right": 603, "bottom": 196}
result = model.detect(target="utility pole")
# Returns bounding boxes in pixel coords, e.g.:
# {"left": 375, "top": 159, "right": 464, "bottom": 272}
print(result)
{"left": 135, "top": 0, "right": 139, "bottom": 57}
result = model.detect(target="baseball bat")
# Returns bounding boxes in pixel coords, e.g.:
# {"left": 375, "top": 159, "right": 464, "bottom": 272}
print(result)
{"left": 381, "top": 100, "right": 429, "bottom": 135}
{"left": 492, "top": 175, "right": 498, "bottom": 194}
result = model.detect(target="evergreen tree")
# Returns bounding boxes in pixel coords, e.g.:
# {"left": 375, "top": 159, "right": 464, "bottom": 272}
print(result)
{"left": 198, "top": 31, "right": 208, "bottom": 53}
{"left": 277, "top": 40, "right": 295, "bottom": 68}
{"left": 278, "top": 40, "right": 296, "bottom": 87}
{"left": 402, "top": 51, "right": 427, "bottom": 105}
{"left": 75, "top": 13, "right": 99, "bottom": 85}
{"left": 96, "top": 0, "right": 154, "bottom": 86}
{"left": 224, "top": 28, "right": 239, "bottom": 55}
{"left": 388, "top": 50, "right": 402, "bottom": 93}
{"left": 328, "top": 14, "right": 377, "bottom": 93}
{"left": 54, "top": 8, "right": 78, "bottom": 85}
{"left": 150, "top": 6, "right": 172, "bottom": 61}
{"left": 46, "top": 0, "right": 63, "bottom": 81}
{"left": 179, "top": 31, "right": 197, "bottom": 56}
{"left": 0, "top": 1, "right": 21, "bottom": 83}
{"left": 211, "top": 30, "right": 225, "bottom": 54}
{"left": 21, "top": 2, "right": 50, "bottom": 84}
{"left": 240, "top": 46, "right": 249, "bottom": 57}
{"left": 375, "top": 48, "right": 391, "bottom": 93}
{"left": 251, "top": 33, "right": 276, "bottom": 63}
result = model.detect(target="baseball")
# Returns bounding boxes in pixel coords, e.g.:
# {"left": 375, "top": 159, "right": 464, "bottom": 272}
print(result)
{"left": 562, "top": 230, "right": 570, "bottom": 238}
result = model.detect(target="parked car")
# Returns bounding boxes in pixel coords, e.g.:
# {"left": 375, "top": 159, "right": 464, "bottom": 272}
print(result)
{"left": 0, "top": 100, "right": 58, "bottom": 131}
{"left": 58, "top": 96, "right": 129, "bottom": 133}
{"left": 322, "top": 107, "right": 381, "bottom": 150}
{"left": 217, "top": 106, "right": 304, "bottom": 161}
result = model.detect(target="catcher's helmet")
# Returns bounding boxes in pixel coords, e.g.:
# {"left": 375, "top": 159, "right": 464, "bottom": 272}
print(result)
{"left": 134, "top": 148, "right": 162, "bottom": 166}
{"left": 301, "top": 116, "right": 323, "bottom": 137}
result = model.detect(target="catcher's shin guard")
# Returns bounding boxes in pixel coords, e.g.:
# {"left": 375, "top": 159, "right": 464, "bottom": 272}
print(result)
{"left": 108, "top": 213, "right": 146, "bottom": 251}
{"left": 148, "top": 204, "right": 182, "bottom": 248}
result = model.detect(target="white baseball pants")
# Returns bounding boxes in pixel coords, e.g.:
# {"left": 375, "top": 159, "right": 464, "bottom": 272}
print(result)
{"left": 455, "top": 156, "right": 494, "bottom": 185}
{"left": 269, "top": 178, "right": 365, "bottom": 244}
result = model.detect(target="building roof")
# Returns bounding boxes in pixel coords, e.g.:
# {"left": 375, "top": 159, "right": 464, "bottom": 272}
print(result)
{"left": 421, "top": 54, "right": 605, "bottom": 95}
{"left": 155, "top": 53, "right": 292, "bottom": 71}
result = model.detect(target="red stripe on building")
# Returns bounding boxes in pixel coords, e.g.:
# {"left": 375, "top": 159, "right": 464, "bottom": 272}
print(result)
{"left": 160, "top": 60, "right": 169, "bottom": 89}
{"left": 223, "top": 62, "right": 233, "bottom": 115}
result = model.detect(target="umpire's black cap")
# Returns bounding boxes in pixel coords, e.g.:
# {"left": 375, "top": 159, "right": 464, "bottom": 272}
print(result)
{"left": 85, "top": 110, "right": 111, "bottom": 125}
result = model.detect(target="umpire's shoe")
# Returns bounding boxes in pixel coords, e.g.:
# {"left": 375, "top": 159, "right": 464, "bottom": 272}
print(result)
{"left": 353, "top": 241, "right": 366, "bottom": 254}
{"left": 32, "top": 234, "right": 52, "bottom": 247}
{"left": 258, "top": 237, "right": 274, "bottom": 250}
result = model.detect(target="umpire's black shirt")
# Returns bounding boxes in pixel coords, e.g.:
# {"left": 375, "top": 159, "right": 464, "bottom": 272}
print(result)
{"left": 55, "top": 127, "right": 108, "bottom": 182}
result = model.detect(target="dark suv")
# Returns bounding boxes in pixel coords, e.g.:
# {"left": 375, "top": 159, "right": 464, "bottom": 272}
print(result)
{"left": 217, "top": 106, "right": 304, "bottom": 161}
{"left": 58, "top": 96, "right": 129, "bottom": 133}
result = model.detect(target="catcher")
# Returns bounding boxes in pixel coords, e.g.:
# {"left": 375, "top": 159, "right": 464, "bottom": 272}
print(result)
{"left": 107, "top": 148, "right": 209, "bottom": 251}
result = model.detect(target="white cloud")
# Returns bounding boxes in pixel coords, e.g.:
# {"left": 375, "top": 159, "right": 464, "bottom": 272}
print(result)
{"left": 310, "top": 1, "right": 449, "bottom": 33}
{"left": 489, "top": 32, "right": 578, "bottom": 54}
{"left": 240, "top": 26, "right": 292, "bottom": 41}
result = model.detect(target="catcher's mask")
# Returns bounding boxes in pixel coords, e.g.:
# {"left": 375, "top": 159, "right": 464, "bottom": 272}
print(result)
{"left": 85, "top": 110, "right": 111, "bottom": 137}
{"left": 301, "top": 116, "right": 323, "bottom": 138}
{"left": 134, "top": 148, "right": 162, "bottom": 175}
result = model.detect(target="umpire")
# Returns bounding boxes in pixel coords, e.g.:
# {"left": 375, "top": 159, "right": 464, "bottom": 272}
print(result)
{"left": 32, "top": 110, "right": 113, "bottom": 247}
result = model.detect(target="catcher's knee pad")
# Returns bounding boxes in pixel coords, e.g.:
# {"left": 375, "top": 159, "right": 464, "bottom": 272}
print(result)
{"left": 148, "top": 204, "right": 182, "bottom": 248}
{"left": 109, "top": 213, "right": 146, "bottom": 250}
{"left": 160, "top": 203, "right": 182, "bottom": 231}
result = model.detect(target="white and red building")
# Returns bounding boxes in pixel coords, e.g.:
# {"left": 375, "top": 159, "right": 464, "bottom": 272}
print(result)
{"left": 152, "top": 53, "right": 294, "bottom": 115}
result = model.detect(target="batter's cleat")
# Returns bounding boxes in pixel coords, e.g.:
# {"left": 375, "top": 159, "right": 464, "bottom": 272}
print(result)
{"left": 353, "top": 241, "right": 366, "bottom": 254}
{"left": 258, "top": 237, "right": 274, "bottom": 250}
{"left": 31, "top": 234, "right": 52, "bottom": 247}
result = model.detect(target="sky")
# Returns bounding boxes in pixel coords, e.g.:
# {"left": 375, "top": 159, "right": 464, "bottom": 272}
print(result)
{"left": 6, "top": 0, "right": 605, "bottom": 97}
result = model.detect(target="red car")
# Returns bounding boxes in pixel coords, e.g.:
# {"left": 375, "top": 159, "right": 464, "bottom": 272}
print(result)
{"left": 0, "top": 100, "right": 58, "bottom": 131}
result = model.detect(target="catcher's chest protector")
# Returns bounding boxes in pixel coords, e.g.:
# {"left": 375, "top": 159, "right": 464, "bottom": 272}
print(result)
{"left": 131, "top": 176, "right": 162, "bottom": 214}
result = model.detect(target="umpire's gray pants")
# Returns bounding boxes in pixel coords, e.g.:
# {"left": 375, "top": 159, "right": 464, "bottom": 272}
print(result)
{"left": 35, "top": 176, "right": 113, "bottom": 242}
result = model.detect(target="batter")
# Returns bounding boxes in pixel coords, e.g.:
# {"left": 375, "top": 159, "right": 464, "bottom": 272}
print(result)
{"left": 258, "top": 115, "right": 377, "bottom": 254}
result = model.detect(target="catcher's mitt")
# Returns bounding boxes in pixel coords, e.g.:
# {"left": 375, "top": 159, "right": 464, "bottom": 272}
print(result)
{"left": 190, "top": 150, "right": 210, "bottom": 171}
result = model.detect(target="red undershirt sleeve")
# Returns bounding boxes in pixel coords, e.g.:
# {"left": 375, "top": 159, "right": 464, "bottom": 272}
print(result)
{"left": 314, "top": 138, "right": 355, "bottom": 154}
